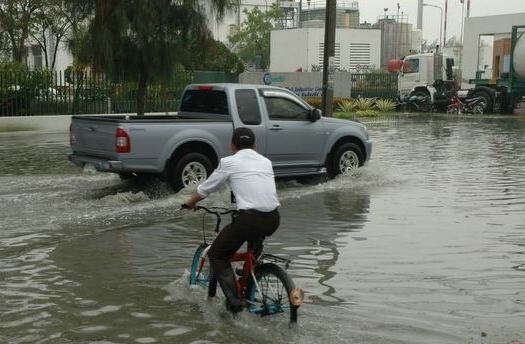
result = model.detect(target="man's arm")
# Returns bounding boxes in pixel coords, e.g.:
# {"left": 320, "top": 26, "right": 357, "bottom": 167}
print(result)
{"left": 183, "top": 158, "right": 229, "bottom": 209}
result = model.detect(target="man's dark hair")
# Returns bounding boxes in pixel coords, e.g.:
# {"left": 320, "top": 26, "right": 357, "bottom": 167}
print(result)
{"left": 232, "top": 127, "right": 255, "bottom": 150}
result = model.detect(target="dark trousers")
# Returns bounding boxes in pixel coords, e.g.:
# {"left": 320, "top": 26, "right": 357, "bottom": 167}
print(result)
{"left": 208, "top": 209, "right": 280, "bottom": 274}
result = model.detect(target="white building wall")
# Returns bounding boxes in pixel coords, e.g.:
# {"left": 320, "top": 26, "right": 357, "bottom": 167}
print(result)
{"left": 24, "top": 33, "right": 73, "bottom": 71}
{"left": 53, "top": 40, "right": 74, "bottom": 72}
{"left": 206, "top": 0, "right": 276, "bottom": 43}
{"left": 461, "top": 13, "right": 525, "bottom": 88}
{"left": 270, "top": 28, "right": 381, "bottom": 72}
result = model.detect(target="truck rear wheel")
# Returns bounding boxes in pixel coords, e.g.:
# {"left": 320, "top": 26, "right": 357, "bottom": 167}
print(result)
{"left": 327, "top": 143, "right": 363, "bottom": 178}
{"left": 169, "top": 153, "right": 213, "bottom": 192}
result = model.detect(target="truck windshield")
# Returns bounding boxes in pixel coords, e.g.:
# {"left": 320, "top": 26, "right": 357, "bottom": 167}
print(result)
{"left": 403, "top": 58, "right": 419, "bottom": 73}
{"left": 180, "top": 90, "right": 228, "bottom": 114}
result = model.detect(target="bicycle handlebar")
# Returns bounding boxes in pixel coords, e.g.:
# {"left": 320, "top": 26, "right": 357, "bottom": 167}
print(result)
{"left": 180, "top": 204, "right": 237, "bottom": 233}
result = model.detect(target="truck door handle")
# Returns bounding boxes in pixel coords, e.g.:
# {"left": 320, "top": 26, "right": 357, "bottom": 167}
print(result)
{"left": 269, "top": 125, "right": 283, "bottom": 130}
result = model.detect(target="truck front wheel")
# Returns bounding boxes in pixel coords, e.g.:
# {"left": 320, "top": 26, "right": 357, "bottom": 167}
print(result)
{"left": 327, "top": 143, "right": 363, "bottom": 178}
{"left": 169, "top": 153, "right": 213, "bottom": 192}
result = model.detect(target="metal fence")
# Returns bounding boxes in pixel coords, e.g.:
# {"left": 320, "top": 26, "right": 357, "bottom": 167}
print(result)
{"left": 1, "top": 70, "right": 397, "bottom": 117}
{"left": 349, "top": 73, "right": 398, "bottom": 99}
{"left": 0, "top": 70, "right": 238, "bottom": 117}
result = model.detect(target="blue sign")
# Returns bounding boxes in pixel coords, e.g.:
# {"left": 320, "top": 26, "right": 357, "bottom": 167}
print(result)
{"left": 263, "top": 73, "right": 285, "bottom": 85}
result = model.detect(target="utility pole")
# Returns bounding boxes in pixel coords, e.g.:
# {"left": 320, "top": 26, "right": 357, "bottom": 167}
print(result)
{"left": 322, "top": 0, "right": 336, "bottom": 117}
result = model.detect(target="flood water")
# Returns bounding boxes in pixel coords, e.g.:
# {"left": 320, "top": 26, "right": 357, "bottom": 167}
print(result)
{"left": 1, "top": 114, "right": 525, "bottom": 344}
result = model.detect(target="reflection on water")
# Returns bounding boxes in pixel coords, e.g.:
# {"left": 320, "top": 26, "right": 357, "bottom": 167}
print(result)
{"left": 1, "top": 115, "right": 525, "bottom": 343}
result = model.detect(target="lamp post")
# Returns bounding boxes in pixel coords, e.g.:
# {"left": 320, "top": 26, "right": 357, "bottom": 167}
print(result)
{"left": 423, "top": 3, "right": 443, "bottom": 50}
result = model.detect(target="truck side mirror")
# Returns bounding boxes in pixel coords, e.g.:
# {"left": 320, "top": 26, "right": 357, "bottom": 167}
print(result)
{"left": 308, "top": 108, "right": 321, "bottom": 122}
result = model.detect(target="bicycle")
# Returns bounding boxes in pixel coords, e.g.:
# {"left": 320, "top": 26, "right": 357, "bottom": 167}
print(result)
{"left": 184, "top": 205, "right": 304, "bottom": 323}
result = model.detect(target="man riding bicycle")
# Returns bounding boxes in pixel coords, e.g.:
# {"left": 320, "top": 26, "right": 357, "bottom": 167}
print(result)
{"left": 184, "top": 127, "right": 281, "bottom": 313}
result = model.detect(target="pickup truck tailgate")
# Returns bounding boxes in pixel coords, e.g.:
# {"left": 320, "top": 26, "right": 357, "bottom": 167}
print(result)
{"left": 71, "top": 116, "right": 119, "bottom": 158}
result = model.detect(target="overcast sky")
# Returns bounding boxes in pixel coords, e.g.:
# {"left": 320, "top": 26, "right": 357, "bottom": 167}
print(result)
{"left": 357, "top": 0, "right": 525, "bottom": 45}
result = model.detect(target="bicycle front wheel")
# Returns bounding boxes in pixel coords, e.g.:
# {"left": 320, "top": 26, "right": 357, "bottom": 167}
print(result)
{"left": 246, "top": 263, "right": 301, "bottom": 323}
{"left": 189, "top": 243, "right": 217, "bottom": 296}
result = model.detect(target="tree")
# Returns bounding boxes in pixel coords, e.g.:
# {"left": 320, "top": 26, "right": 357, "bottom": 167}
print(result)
{"left": 68, "top": 0, "right": 232, "bottom": 115}
{"left": 184, "top": 37, "right": 244, "bottom": 74}
{"left": 30, "top": 0, "right": 89, "bottom": 70}
{"left": 0, "top": 0, "right": 45, "bottom": 63}
{"left": 0, "top": 31, "right": 9, "bottom": 60}
{"left": 228, "top": 3, "right": 284, "bottom": 70}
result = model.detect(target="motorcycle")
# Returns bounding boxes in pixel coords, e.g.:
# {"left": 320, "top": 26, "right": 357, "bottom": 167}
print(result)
{"left": 398, "top": 94, "right": 436, "bottom": 113}
{"left": 446, "top": 95, "right": 486, "bottom": 114}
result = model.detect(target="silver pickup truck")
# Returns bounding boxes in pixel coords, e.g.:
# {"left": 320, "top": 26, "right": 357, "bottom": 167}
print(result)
{"left": 69, "top": 83, "right": 372, "bottom": 191}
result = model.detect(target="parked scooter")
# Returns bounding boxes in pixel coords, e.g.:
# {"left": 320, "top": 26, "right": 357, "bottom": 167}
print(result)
{"left": 446, "top": 94, "right": 486, "bottom": 114}
{"left": 398, "top": 94, "right": 436, "bottom": 113}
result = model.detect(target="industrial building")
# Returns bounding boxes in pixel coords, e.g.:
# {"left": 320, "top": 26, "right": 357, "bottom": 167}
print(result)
{"left": 269, "top": 27, "right": 381, "bottom": 72}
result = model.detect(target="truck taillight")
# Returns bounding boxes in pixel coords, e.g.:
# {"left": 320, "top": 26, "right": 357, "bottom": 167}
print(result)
{"left": 116, "top": 128, "right": 130, "bottom": 153}
{"left": 69, "top": 123, "right": 75, "bottom": 146}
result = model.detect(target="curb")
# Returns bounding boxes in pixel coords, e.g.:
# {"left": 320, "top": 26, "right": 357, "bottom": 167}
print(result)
{"left": 0, "top": 115, "right": 73, "bottom": 132}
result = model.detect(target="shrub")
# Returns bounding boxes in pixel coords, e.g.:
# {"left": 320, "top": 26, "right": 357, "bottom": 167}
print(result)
{"left": 303, "top": 97, "right": 322, "bottom": 108}
{"left": 304, "top": 96, "right": 392, "bottom": 117}
{"left": 333, "top": 97, "right": 346, "bottom": 110}
{"left": 374, "top": 98, "right": 397, "bottom": 112}
{"left": 354, "top": 97, "right": 375, "bottom": 111}
{"left": 337, "top": 99, "right": 356, "bottom": 112}
{"left": 303, "top": 97, "right": 347, "bottom": 111}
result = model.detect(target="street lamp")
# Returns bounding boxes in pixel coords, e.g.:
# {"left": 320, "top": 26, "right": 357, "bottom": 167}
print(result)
{"left": 423, "top": 3, "right": 443, "bottom": 50}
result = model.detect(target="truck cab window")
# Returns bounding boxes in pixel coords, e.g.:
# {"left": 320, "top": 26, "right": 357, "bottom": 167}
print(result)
{"left": 265, "top": 97, "right": 309, "bottom": 121}
{"left": 180, "top": 90, "right": 228, "bottom": 114}
{"left": 235, "top": 89, "right": 262, "bottom": 125}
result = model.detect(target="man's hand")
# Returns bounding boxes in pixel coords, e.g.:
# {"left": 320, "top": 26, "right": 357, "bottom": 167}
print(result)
{"left": 183, "top": 200, "right": 197, "bottom": 209}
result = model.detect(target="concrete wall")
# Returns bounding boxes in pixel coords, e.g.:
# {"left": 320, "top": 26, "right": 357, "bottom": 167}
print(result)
{"left": 0, "top": 115, "right": 73, "bottom": 132}
{"left": 240, "top": 71, "right": 364, "bottom": 98}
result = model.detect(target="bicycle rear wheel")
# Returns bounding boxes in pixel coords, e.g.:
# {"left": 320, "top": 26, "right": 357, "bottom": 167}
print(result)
{"left": 246, "top": 263, "right": 300, "bottom": 323}
{"left": 189, "top": 244, "right": 217, "bottom": 296}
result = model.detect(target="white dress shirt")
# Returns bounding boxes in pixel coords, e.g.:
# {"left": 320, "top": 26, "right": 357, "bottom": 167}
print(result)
{"left": 197, "top": 149, "right": 280, "bottom": 212}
